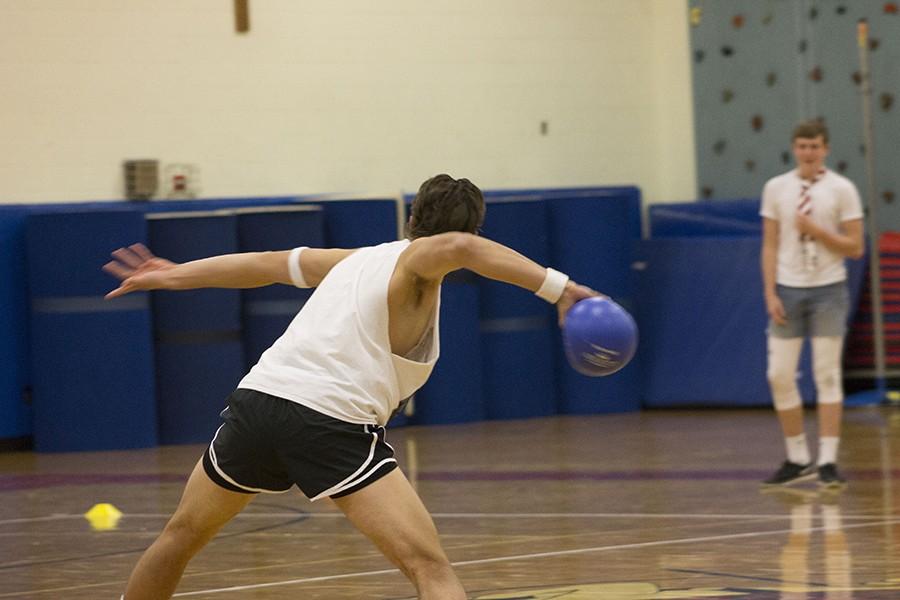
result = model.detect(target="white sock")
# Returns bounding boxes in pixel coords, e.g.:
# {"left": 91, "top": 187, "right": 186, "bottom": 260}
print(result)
{"left": 818, "top": 436, "right": 840, "bottom": 466}
{"left": 786, "top": 434, "right": 811, "bottom": 465}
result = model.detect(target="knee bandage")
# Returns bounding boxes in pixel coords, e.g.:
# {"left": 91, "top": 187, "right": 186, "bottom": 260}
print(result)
{"left": 812, "top": 336, "right": 844, "bottom": 405}
{"left": 767, "top": 337, "right": 804, "bottom": 411}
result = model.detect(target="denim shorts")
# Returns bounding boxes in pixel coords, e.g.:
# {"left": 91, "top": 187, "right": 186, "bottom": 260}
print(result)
{"left": 768, "top": 282, "right": 850, "bottom": 338}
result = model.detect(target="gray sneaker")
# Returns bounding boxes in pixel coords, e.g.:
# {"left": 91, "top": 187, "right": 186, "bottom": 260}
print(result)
{"left": 761, "top": 461, "right": 816, "bottom": 486}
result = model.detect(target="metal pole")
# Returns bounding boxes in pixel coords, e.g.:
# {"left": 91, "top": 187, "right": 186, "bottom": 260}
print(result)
{"left": 857, "top": 19, "right": 888, "bottom": 401}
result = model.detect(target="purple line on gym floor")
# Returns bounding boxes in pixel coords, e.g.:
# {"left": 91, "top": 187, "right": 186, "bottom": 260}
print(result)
{"left": 416, "top": 469, "right": 900, "bottom": 482}
{"left": 1, "top": 469, "right": 896, "bottom": 491}
{"left": 0, "top": 473, "right": 186, "bottom": 491}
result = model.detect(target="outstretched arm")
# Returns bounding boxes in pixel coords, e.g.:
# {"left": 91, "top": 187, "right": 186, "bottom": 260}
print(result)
{"left": 397, "top": 232, "right": 599, "bottom": 324}
{"left": 103, "top": 244, "right": 355, "bottom": 299}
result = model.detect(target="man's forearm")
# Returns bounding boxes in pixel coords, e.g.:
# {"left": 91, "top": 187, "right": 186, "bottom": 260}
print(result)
{"left": 461, "top": 236, "right": 548, "bottom": 294}
{"left": 165, "top": 252, "right": 281, "bottom": 290}
{"left": 812, "top": 229, "right": 862, "bottom": 258}
{"left": 761, "top": 247, "right": 778, "bottom": 297}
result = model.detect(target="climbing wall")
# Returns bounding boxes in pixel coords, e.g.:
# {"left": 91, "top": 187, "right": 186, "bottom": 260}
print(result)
{"left": 689, "top": 0, "right": 900, "bottom": 228}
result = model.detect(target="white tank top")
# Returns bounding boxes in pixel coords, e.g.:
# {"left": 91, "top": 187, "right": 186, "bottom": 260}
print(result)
{"left": 238, "top": 240, "right": 440, "bottom": 426}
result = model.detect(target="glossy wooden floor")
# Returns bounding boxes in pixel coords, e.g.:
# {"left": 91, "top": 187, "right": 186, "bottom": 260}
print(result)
{"left": 2, "top": 407, "right": 900, "bottom": 599}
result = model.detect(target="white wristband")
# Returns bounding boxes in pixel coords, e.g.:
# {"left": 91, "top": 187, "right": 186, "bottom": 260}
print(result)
{"left": 288, "top": 247, "right": 310, "bottom": 288}
{"left": 535, "top": 268, "right": 569, "bottom": 303}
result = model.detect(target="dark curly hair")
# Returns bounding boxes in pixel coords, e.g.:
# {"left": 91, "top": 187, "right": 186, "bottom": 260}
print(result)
{"left": 407, "top": 174, "right": 485, "bottom": 239}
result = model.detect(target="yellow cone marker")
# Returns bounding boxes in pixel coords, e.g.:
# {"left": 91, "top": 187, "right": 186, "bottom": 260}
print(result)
{"left": 85, "top": 503, "right": 123, "bottom": 531}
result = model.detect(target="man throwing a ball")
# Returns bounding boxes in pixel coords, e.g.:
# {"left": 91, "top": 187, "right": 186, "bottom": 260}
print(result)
{"left": 106, "top": 174, "right": 597, "bottom": 599}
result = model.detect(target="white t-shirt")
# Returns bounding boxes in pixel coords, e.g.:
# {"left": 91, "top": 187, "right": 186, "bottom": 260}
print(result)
{"left": 759, "top": 169, "right": 863, "bottom": 287}
{"left": 238, "top": 240, "right": 440, "bottom": 426}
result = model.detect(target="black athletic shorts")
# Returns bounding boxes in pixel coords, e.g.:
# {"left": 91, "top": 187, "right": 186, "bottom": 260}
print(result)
{"left": 202, "top": 389, "right": 397, "bottom": 500}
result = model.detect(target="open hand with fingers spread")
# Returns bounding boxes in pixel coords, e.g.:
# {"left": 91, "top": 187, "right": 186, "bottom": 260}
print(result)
{"left": 103, "top": 243, "right": 177, "bottom": 299}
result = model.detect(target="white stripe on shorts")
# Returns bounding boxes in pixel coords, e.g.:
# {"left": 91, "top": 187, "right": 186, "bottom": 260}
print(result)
{"left": 309, "top": 426, "right": 391, "bottom": 501}
{"left": 333, "top": 457, "right": 398, "bottom": 496}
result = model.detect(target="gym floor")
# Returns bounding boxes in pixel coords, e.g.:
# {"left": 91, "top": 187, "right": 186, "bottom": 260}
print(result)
{"left": 1, "top": 407, "right": 899, "bottom": 599}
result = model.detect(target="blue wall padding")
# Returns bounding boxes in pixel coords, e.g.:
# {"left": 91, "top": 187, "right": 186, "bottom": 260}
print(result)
{"left": 479, "top": 199, "right": 557, "bottom": 419}
{"left": 148, "top": 214, "right": 245, "bottom": 444}
{"left": 27, "top": 210, "right": 157, "bottom": 452}
{"left": 547, "top": 193, "right": 642, "bottom": 414}
{"left": 414, "top": 278, "right": 485, "bottom": 424}
{"left": 312, "top": 200, "right": 400, "bottom": 247}
{"left": 650, "top": 198, "right": 762, "bottom": 238}
{"left": 547, "top": 194, "right": 639, "bottom": 296}
{"left": 1, "top": 203, "right": 126, "bottom": 440}
{"left": 4, "top": 189, "right": 658, "bottom": 445}
{"left": 0, "top": 208, "right": 32, "bottom": 438}
{"left": 636, "top": 238, "right": 816, "bottom": 407}
{"left": 0, "top": 195, "right": 395, "bottom": 443}
{"left": 238, "top": 208, "right": 325, "bottom": 368}
{"left": 485, "top": 187, "right": 643, "bottom": 242}
{"left": 404, "top": 186, "right": 641, "bottom": 241}
{"left": 154, "top": 344, "right": 242, "bottom": 444}
{"left": 484, "top": 186, "right": 640, "bottom": 198}
{"left": 481, "top": 329, "right": 556, "bottom": 418}
{"left": 696, "top": 198, "right": 761, "bottom": 223}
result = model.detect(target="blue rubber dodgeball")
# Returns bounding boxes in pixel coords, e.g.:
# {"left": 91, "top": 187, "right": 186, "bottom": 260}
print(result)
{"left": 563, "top": 297, "right": 638, "bottom": 377}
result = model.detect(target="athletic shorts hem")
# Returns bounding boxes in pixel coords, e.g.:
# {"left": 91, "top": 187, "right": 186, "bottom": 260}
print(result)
{"left": 326, "top": 459, "right": 398, "bottom": 500}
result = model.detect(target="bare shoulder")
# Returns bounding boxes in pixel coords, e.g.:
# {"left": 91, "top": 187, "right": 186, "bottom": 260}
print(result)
{"left": 391, "top": 241, "right": 443, "bottom": 308}
{"left": 298, "top": 247, "right": 358, "bottom": 287}
{"left": 396, "top": 233, "right": 470, "bottom": 282}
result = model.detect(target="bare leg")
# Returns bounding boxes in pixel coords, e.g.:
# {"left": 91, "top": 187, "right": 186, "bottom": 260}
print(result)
{"left": 332, "top": 469, "right": 465, "bottom": 600}
{"left": 818, "top": 402, "right": 843, "bottom": 438}
{"left": 124, "top": 459, "right": 255, "bottom": 600}
{"left": 777, "top": 406, "right": 805, "bottom": 438}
